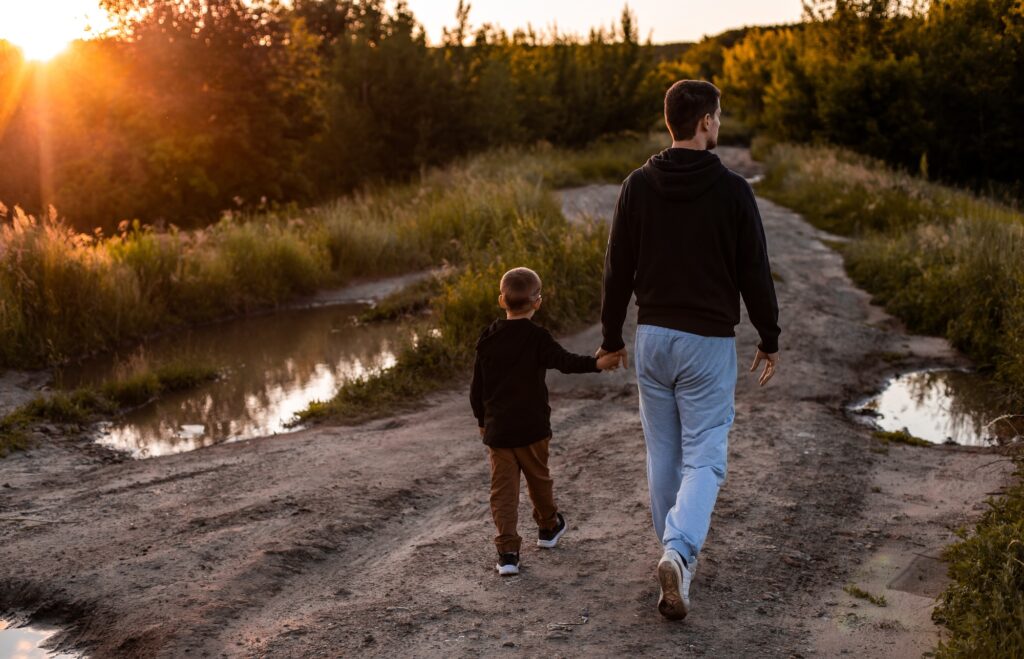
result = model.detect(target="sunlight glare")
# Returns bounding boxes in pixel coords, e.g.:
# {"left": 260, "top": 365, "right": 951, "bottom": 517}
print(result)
{"left": 0, "top": 0, "right": 111, "bottom": 62}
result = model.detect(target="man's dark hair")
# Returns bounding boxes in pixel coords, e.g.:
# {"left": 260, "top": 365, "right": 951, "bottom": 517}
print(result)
{"left": 500, "top": 267, "right": 542, "bottom": 313}
{"left": 664, "top": 80, "right": 721, "bottom": 141}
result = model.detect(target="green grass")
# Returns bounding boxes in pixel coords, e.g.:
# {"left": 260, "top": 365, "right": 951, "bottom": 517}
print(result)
{"left": 933, "top": 454, "right": 1024, "bottom": 658}
{"left": 291, "top": 333, "right": 461, "bottom": 426}
{"left": 357, "top": 275, "right": 446, "bottom": 324}
{"left": 296, "top": 185, "right": 608, "bottom": 425}
{"left": 0, "top": 136, "right": 658, "bottom": 369}
{"left": 756, "top": 140, "right": 1024, "bottom": 657}
{"left": 756, "top": 142, "right": 1024, "bottom": 407}
{"left": 872, "top": 428, "right": 932, "bottom": 448}
{"left": 844, "top": 584, "right": 888, "bottom": 607}
{"left": 0, "top": 359, "right": 218, "bottom": 456}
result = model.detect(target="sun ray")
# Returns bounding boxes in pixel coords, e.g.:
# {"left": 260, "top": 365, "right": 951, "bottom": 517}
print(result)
{"left": 0, "top": 0, "right": 111, "bottom": 62}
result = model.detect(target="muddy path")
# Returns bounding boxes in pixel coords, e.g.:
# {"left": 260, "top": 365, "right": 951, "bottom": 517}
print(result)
{"left": 0, "top": 150, "right": 1012, "bottom": 657}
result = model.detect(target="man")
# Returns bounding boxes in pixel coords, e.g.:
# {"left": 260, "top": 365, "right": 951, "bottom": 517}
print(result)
{"left": 598, "top": 80, "right": 781, "bottom": 620}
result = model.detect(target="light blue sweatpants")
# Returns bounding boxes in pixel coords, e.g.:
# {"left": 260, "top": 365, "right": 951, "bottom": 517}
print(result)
{"left": 635, "top": 324, "right": 736, "bottom": 567}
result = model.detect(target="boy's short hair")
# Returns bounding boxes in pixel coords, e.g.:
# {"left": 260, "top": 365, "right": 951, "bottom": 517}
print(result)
{"left": 500, "top": 267, "right": 542, "bottom": 313}
{"left": 665, "top": 80, "right": 720, "bottom": 141}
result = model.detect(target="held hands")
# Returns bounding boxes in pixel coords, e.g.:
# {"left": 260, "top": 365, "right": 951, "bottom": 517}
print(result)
{"left": 595, "top": 347, "right": 628, "bottom": 371}
{"left": 750, "top": 348, "right": 779, "bottom": 386}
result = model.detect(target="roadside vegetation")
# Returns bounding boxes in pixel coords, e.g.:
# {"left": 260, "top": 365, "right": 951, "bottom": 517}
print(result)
{"left": 933, "top": 453, "right": 1024, "bottom": 658}
{"left": 295, "top": 180, "right": 608, "bottom": 425}
{"left": 0, "top": 135, "right": 657, "bottom": 369}
{"left": 755, "top": 142, "right": 1024, "bottom": 408}
{"left": 0, "top": 359, "right": 218, "bottom": 456}
{"left": 755, "top": 140, "right": 1024, "bottom": 657}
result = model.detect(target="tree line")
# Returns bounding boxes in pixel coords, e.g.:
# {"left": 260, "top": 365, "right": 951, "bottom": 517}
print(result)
{"left": 0, "top": 0, "right": 666, "bottom": 233}
{"left": 715, "top": 0, "right": 1024, "bottom": 196}
{"left": 1, "top": 0, "right": 1020, "bottom": 233}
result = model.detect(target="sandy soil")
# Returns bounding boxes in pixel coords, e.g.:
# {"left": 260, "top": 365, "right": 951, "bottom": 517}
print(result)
{"left": 0, "top": 151, "right": 1012, "bottom": 657}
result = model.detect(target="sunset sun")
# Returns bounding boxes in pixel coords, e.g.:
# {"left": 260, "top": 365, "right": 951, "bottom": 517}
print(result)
{"left": 0, "top": 1, "right": 111, "bottom": 62}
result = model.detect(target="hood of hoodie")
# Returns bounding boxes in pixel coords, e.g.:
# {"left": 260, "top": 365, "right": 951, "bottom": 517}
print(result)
{"left": 476, "top": 318, "right": 533, "bottom": 356}
{"left": 641, "top": 148, "right": 727, "bottom": 201}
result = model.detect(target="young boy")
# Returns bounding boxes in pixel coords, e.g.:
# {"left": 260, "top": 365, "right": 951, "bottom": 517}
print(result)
{"left": 470, "top": 267, "right": 621, "bottom": 575}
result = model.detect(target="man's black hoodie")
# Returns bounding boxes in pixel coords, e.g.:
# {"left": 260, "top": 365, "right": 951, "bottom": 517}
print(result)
{"left": 600, "top": 148, "right": 781, "bottom": 353}
{"left": 471, "top": 318, "right": 598, "bottom": 448}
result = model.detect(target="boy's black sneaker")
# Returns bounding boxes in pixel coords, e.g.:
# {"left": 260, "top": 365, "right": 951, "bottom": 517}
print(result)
{"left": 536, "top": 512, "right": 566, "bottom": 548}
{"left": 496, "top": 552, "right": 520, "bottom": 576}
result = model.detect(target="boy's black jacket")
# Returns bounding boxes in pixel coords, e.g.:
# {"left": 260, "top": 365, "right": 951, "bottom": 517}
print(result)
{"left": 601, "top": 147, "right": 781, "bottom": 354}
{"left": 471, "top": 318, "right": 598, "bottom": 448}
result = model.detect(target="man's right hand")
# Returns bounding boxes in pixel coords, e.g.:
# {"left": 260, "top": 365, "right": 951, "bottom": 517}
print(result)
{"left": 749, "top": 348, "right": 779, "bottom": 386}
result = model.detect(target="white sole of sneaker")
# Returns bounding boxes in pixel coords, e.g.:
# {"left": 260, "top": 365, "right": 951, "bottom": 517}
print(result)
{"left": 657, "top": 558, "right": 689, "bottom": 620}
{"left": 536, "top": 516, "right": 566, "bottom": 548}
{"left": 496, "top": 563, "right": 519, "bottom": 576}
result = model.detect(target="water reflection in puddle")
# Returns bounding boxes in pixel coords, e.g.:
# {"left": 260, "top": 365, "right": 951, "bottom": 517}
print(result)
{"left": 56, "top": 304, "right": 407, "bottom": 458}
{"left": 0, "top": 620, "right": 75, "bottom": 659}
{"left": 852, "top": 369, "right": 1018, "bottom": 446}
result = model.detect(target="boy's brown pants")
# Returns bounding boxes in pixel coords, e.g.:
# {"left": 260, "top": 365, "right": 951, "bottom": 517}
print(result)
{"left": 487, "top": 438, "right": 559, "bottom": 554}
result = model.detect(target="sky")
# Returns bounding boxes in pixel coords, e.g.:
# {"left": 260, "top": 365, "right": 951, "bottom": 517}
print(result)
{"left": 0, "top": 0, "right": 806, "bottom": 61}
{"left": 405, "top": 0, "right": 806, "bottom": 45}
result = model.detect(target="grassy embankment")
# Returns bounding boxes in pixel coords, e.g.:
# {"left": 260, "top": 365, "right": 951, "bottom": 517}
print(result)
{"left": 0, "top": 134, "right": 661, "bottom": 448}
{"left": 754, "top": 141, "right": 1023, "bottom": 657}
{"left": 294, "top": 136, "right": 663, "bottom": 425}
{"left": 0, "top": 136, "right": 655, "bottom": 369}
{"left": 0, "top": 359, "right": 219, "bottom": 456}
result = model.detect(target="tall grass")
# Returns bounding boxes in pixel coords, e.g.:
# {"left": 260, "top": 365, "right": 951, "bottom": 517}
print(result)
{"left": 295, "top": 191, "right": 608, "bottom": 425}
{"left": 756, "top": 142, "right": 1024, "bottom": 405}
{"left": 0, "top": 136, "right": 657, "bottom": 369}
{"left": 933, "top": 454, "right": 1024, "bottom": 658}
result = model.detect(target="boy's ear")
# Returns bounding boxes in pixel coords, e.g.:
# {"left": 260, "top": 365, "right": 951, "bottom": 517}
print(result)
{"left": 498, "top": 293, "right": 508, "bottom": 309}
{"left": 533, "top": 297, "right": 542, "bottom": 310}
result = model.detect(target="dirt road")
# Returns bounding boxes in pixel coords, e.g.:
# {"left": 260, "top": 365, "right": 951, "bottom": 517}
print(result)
{"left": 0, "top": 151, "right": 1011, "bottom": 657}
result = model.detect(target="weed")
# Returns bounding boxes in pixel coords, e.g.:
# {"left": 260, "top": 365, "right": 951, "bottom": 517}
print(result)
{"left": 933, "top": 454, "right": 1024, "bottom": 657}
{"left": 844, "top": 584, "right": 888, "bottom": 607}
{"left": 872, "top": 428, "right": 932, "bottom": 447}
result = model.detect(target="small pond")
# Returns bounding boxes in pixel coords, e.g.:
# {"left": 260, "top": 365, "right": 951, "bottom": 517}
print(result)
{"left": 851, "top": 369, "right": 1019, "bottom": 446}
{"left": 55, "top": 304, "right": 408, "bottom": 458}
{"left": 0, "top": 620, "right": 76, "bottom": 658}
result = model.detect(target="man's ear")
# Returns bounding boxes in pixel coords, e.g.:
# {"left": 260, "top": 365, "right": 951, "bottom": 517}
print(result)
{"left": 533, "top": 297, "right": 542, "bottom": 310}
{"left": 498, "top": 293, "right": 507, "bottom": 309}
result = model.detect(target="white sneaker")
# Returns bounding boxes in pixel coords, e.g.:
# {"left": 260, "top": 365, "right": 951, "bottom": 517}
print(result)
{"left": 657, "top": 549, "right": 693, "bottom": 620}
{"left": 496, "top": 552, "right": 520, "bottom": 576}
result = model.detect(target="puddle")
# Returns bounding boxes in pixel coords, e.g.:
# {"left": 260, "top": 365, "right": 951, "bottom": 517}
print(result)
{"left": 55, "top": 304, "right": 408, "bottom": 458}
{"left": 0, "top": 620, "right": 76, "bottom": 658}
{"left": 851, "top": 369, "right": 1019, "bottom": 446}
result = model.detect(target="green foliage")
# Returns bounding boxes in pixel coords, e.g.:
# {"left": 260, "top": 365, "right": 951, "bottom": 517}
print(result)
{"left": 843, "top": 583, "right": 888, "bottom": 607}
{"left": 358, "top": 275, "right": 445, "bottom": 324}
{"left": 0, "top": 359, "right": 218, "bottom": 456}
{"left": 933, "top": 456, "right": 1024, "bottom": 658}
{"left": 0, "top": 2, "right": 663, "bottom": 232}
{"left": 292, "top": 333, "right": 461, "bottom": 426}
{"left": 757, "top": 142, "right": 1024, "bottom": 406}
{"left": 296, "top": 179, "right": 608, "bottom": 426}
{"left": 872, "top": 429, "right": 931, "bottom": 447}
{"left": 0, "top": 138, "right": 650, "bottom": 369}
{"left": 716, "top": 0, "right": 1024, "bottom": 194}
